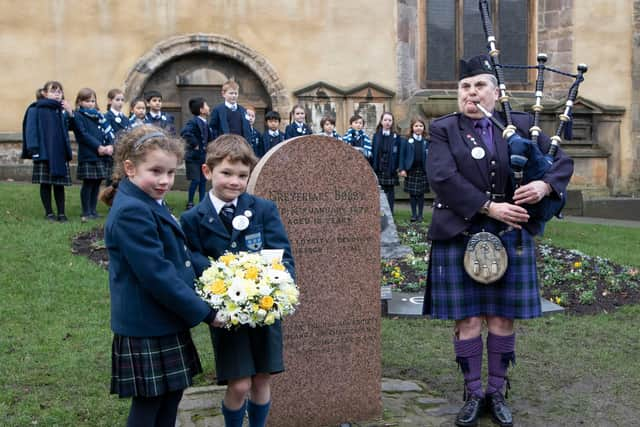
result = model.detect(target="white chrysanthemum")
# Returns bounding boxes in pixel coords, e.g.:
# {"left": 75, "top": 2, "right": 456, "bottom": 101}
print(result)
{"left": 257, "top": 283, "right": 273, "bottom": 296}
{"left": 200, "top": 267, "right": 220, "bottom": 284}
{"left": 244, "top": 281, "right": 260, "bottom": 298}
{"left": 227, "top": 279, "right": 247, "bottom": 303}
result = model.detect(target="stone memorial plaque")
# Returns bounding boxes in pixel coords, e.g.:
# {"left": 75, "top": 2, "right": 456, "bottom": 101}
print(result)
{"left": 247, "top": 135, "right": 382, "bottom": 426}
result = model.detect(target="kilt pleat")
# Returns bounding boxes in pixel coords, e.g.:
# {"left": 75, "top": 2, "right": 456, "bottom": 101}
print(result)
{"left": 31, "top": 161, "right": 72, "bottom": 186}
{"left": 111, "top": 330, "right": 202, "bottom": 398}
{"left": 376, "top": 172, "right": 399, "bottom": 187}
{"left": 403, "top": 168, "right": 429, "bottom": 195}
{"left": 77, "top": 159, "right": 111, "bottom": 180}
{"left": 424, "top": 222, "right": 541, "bottom": 320}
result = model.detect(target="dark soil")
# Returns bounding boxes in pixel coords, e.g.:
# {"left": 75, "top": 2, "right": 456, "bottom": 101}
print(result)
{"left": 72, "top": 224, "right": 640, "bottom": 316}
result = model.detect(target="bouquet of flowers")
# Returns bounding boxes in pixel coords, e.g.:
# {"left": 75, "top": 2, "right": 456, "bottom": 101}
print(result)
{"left": 196, "top": 251, "right": 299, "bottom": 329}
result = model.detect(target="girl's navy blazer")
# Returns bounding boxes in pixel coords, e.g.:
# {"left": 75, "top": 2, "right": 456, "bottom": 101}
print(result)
{"left": 284, "top": 122, "right": 311, "bottom": 140}
{"left": 72, "top": 112, "right": 112, "bottom": 163}
{"left": 180, "top": 192, "right": 295, "bottom": 280}
{"left": 371, "top": 131, "right": 402, "bottom": 173}
{"left": 105, "top": 178, "right": 211, "bottom": 337}
{"left": 105, "top": 110, "right": 129, "bottom": 136}
{"left": 399, "top": 137, "right": 429, "bottom": 173}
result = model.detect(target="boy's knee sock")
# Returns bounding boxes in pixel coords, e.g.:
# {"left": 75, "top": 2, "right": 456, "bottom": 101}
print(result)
{"left": 247, "top": 400, "right": 271, "bottom": 427}
{"left": 126, "top": 395, "right": 162, "bottom": 427}
{"left": 417, "top": 195, "right": 425, "bottom": 216}
{"left": 454, "top": 335, "right": 484, "bottom": 399}
{"left": 187, "top": 180, "right": 198, "bottom": 203}
{"left": 53, "top": 185, "right": 65, "bottom": 215}
{"left": 40, "top": 184, "right": 53, "bottom": 214}
{"left": 222, "top": 400, "right": 246, "bottom": 427}
{"left": 386, "top": 188, "right": 395, "bottom": 213}
{"left": 486, "top": 332, "right": 516, "bottom": 396}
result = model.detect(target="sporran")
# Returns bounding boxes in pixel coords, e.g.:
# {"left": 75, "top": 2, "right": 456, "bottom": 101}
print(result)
{"left": 463, "top": 231, "right": 508, "bottom": 284}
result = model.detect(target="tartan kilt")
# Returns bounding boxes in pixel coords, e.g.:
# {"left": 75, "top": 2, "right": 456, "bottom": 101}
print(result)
{"left": 77, "top": 159, "right": 111, "bottom": 180}
{"left": 111, "top": 330, "right": 203, "bottom": 398}
{"left": 403, "top": 168, "right": 429, "bottom": 195}
{"left": 376, "top": 171, "right": 399, "bottom": 187}
{"left": 423, "top": 221, "right": 541, "bottom": 320}
{"left": 31, "top": 160, "right": 72, "bottom": 186}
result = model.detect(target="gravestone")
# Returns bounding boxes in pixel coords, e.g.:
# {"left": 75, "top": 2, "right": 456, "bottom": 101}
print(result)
{"left": 247, "top": 135, "right": 382, "bottom": 427}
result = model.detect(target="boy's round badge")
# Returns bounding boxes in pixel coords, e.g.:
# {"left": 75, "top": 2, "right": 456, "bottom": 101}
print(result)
{"left": 244, "top": 210, "right": 253, "bottom": 218}
{"left": 471, "top": 146, "right": 486, "bottom": 160}
{"left": 232, "top": 215, "right": 250, "bottom": 231}
{"left": 115, "top": 116, "right": 122, "bottom": 123}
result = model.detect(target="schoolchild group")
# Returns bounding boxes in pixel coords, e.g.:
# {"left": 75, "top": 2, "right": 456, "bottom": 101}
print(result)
{"left": 23, "top": 79, "right": 432, "bottom": 223}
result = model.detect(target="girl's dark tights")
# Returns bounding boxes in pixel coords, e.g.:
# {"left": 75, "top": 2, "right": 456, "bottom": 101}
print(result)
{"left": 126, "top": 390, "right": 184, "bottom": 427}
{"left": 80, "top": 179, "right": 102, "bottom": 216}
{"left": 40, "top": 184, "right": 66, "bottom": 215}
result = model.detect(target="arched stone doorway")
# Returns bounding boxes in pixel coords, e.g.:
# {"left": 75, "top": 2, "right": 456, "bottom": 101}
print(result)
{"left": 124, "top": 34, "right": 290, "bottom": 132}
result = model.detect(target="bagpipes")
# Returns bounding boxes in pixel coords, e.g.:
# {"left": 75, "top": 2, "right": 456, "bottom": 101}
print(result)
{"left": 476, "top": 0, "right": 587, "bottom": 223}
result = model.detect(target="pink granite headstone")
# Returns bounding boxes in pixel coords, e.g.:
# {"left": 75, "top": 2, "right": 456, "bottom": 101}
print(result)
{"left": 247, "top": 135, "right": 382, "bottom": 426}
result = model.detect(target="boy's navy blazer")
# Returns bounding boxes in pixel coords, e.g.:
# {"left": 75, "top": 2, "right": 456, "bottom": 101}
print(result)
{"left": 180, "top": 192, "right": 295, "bottom": 280}
{"left": 262, "top": 131, "right": 284, "bottom": 153}
{"left": 371, "top": 131, "right": 401, "bottom": 172}
{"left": 284, "top": 122, "right": 311, "bottom": 140}
{"left": 105, "top": 110, "right": 129, "bottom": 136}
{"left": 105, "top": 178, "right": 211, "bottom": 337}
{"left": 72, "top": 112, "right": 112, "bottom": 163}
{"left": 399, "top": 137, "right": 429, "bottom": 173}
{"left": 144, "top": 112, "right": 176, "bottom": 136}
{"left": 426, "top": 111, "right": 573, "bottom": 240}
{"left": 248, "top": 127, "right": 263, "bottom": 157}
{"left": 181, "top": 116, "right": 213, "bottom": 163}
{"left": 209, "top": 103, "right": 251, "bottom": 139}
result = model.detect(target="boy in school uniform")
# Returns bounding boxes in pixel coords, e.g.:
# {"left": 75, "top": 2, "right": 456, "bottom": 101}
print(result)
{"left": 262, "top": 110, "right": 284, "bottom": 154}
{"left": 181, "top": 97, "right": 214, "bottom": 210}
{"left": 343, "top": 113, "right": 372, "bottom": 159}
{"left": 209, "top": 80, "right": 251, "bottom": 140}
{"left": 180, "top": 134, "right": 294, "bottom": 427}
{"left": 245, "top": 104, "right": 263, "bottom": 157}
{"left": 144, "top": 90, "right": 176, "bottom": 136}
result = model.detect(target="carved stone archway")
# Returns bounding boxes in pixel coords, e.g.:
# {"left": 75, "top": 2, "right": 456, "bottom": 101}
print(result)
{"left": 124, "top": 33, "right": 290, "bottom": 117}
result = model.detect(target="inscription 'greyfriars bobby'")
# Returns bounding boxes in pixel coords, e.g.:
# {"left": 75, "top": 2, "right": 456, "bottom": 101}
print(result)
{"left": 247, "top": 135, "right": 382, "bottom": 427}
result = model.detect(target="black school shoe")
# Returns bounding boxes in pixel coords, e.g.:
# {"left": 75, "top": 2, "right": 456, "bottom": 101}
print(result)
{"left": 45, "top": 213, "right": 56, "bottom": 222}
{"left": 486, "top": 391, "right": 513, "bottom": 427}
{"left": 455, "top": 394, "right": 484, "bottom": 427}
{"left": 57, "top": 214, "right": 68, "bottom": 223}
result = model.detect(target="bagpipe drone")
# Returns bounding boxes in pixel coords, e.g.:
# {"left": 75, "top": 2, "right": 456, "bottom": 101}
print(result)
{"left": 476, "top": 0, "right": 587, "bottom": 223}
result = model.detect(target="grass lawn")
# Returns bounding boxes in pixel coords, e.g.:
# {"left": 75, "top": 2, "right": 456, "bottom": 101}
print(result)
{"left": 2, "top": 182, "right": 639, "bottom": 426}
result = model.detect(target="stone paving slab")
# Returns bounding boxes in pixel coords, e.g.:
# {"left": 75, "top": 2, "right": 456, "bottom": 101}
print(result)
{"left": 177, "top": 378, "right": 474, "bottom": 427}
{"left": 386, "top": 292, "right": 564, "bottom": 317}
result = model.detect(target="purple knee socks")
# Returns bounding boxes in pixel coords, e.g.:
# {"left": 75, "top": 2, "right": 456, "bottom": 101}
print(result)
{"left": 454, "top": 335, "right": 484, "bottom": 398}
{"left": 486, "top": 332, "right": 516, "bottom": 396}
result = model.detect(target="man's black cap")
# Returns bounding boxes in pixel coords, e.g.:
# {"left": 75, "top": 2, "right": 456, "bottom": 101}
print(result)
{"left": 459, "top": 54, "right": 495, "bottom": 80}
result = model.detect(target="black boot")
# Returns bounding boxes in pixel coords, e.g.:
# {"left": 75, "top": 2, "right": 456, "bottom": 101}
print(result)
{"left": 486, "top": 390, "right": 513, "bottom": 427}
{"left": 455, "top": 391, "right": 484, "bottom": 427}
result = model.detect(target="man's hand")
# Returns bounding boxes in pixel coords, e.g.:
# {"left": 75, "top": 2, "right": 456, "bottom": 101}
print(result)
{"left": 513, "top": 180, "right": 550, "bottom": 205}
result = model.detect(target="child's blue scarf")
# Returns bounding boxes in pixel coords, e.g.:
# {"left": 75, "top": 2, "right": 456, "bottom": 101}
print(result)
{"left": 79, "top": 108, "right": 115, "bottom": 144}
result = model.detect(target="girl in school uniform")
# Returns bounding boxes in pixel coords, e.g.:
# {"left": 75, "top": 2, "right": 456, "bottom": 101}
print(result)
{"left": 399, "top": 118, "right": 430, "bottom": 222}
{"left": 372, "top": 111, "right": 401, "bottom": 213}
{"left": 180, "top": 134, "right": 295, "bottom": 427}
{"left": 21, "top": 80, "right": 74, "bottom": 222}
{"left": 100, "top": 126, "right": 215, "bottom": 427}
{"left": 71, "top": 88, "right": 115, "bottom": 221}
{"left": 105, "top": 88, "right": 129, "bottom": 137}
{"left": 128, "top": 97, "right": 147, "bottom": 128}
{"left": 284, "top": 104, "right": 312, "bottom": 139}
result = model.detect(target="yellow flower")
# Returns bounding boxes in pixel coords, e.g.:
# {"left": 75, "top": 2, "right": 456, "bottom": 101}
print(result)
{"left": 264, "top": 312, "right": 276, "bottom": 325}
{"left": 220, "top": 254, "right": 236, "bottom": 266}
{"left": 271, "top": 261, "right": 286, "bottom": 271}
{"left": 260, "top": 295, "right": 274, "bottom": 310}
{"left": 251, "top": 303, "right": 260, "bottom": 313}
{"left": 573, "top": 261, "right": 582, "bottom": 268}
{"left": 210, "top": 279, "right": 227, "bottom": 295}
{"left": 244, "top": 266, "right": 259, "bottom": 280}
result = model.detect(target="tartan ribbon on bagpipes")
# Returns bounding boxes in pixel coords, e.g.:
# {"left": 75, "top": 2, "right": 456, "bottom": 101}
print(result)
{"left": 477, "top": 0, "right": 587, "bottom": 223}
